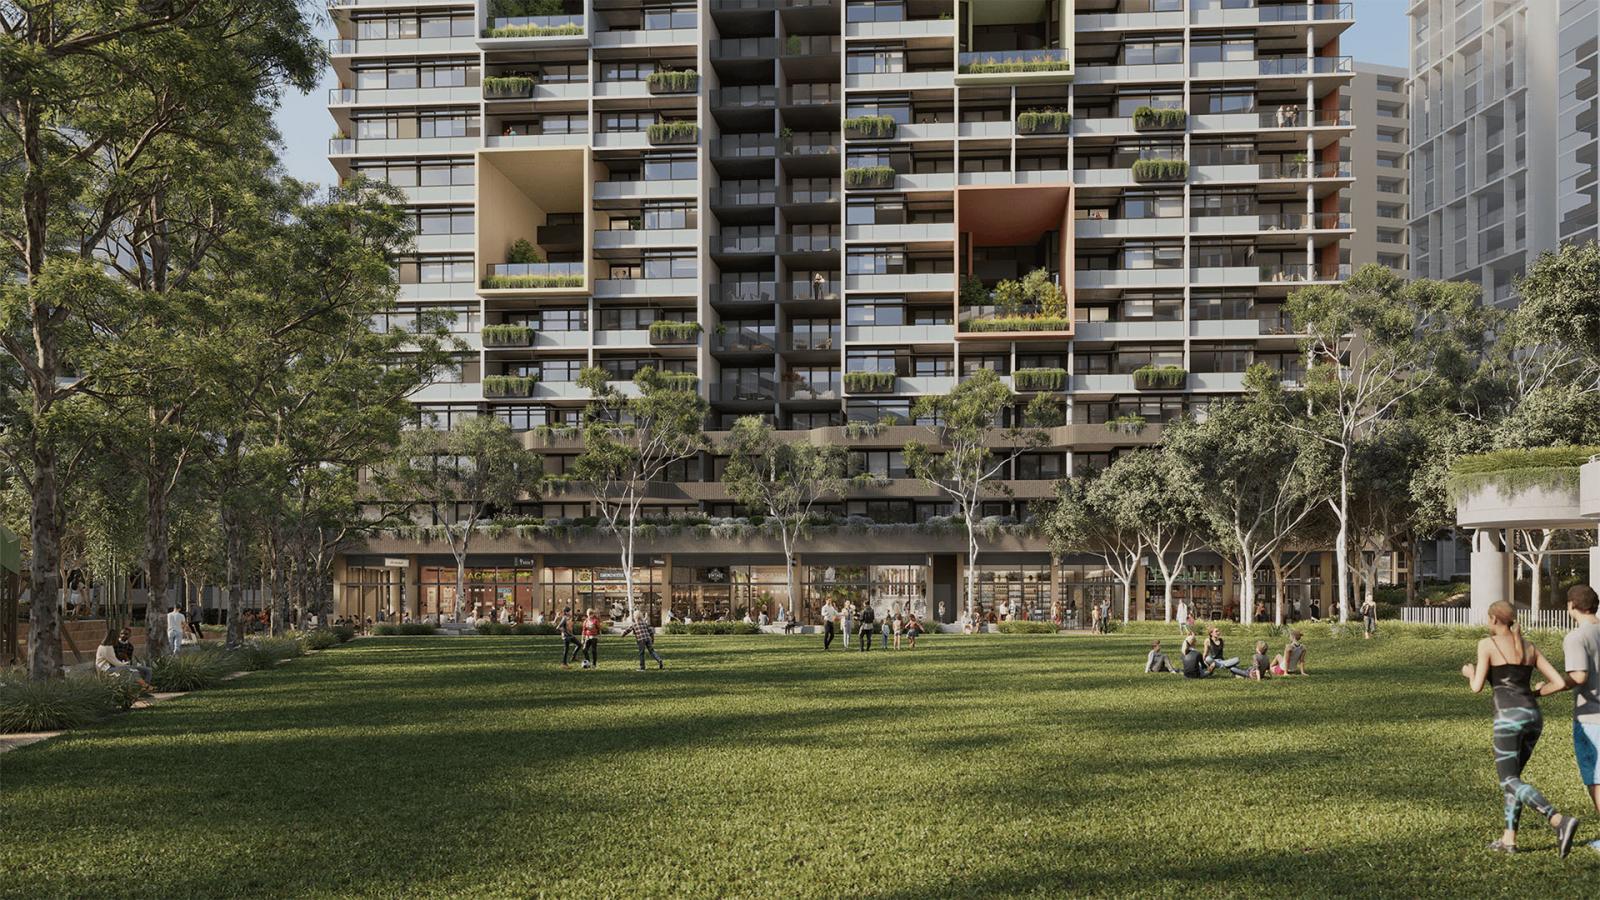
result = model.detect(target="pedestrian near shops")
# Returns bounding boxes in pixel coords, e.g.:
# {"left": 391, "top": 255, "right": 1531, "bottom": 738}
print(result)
{"left": 858, "top": 603, "right": 876, "bottom": 652}
{"left": 165, "top": 604, "right": 187, "bottom": 654}
{"left": 580, "top": 608, "right": 602, "bottom": 669}
{"left": 821, "top": 599, "right": 838, "bottom": 650}
{"left": 557, "top": 606, "right": 582, "bottom": 669}
{"left": 842, "top": 600, "right": 857, "bottom": 650}
{"left": 626, "top": 614, "right": 664, "bottom": 671}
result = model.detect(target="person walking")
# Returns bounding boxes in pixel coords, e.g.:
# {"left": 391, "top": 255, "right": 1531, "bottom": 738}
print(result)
{"left": 891, "top": 611, "right": 904, "bottom": 650}
{"left": 820, "top": 599, "right": 838, "bottom": 650}
{"left": 626, "top": 614, "right": 664, "bottom": 671}
{"left": 165, "top": 604, "right": 187, "bottom": 654}
{"left": 580, "top": 608, "right": 602, "bottom": 669}
{"left": 880, "top": 613, "right": 891, "bottom": 650}
{"left": 858, "top": 602, "right": 876, "bottom": 652}
{"left": 1360, "top": 596, "right": 1378, "bottom": 639}
{"left": 187, "top": 600, "right": 205, "bottom": 642}
{"left": 905, "top": 613, "right": 923, "bottom": 649}
{"left": 842, "top": 600, "right": 856, "bottom": 650}
{"left": 556, "top": 606, "right": 581, "bottom": 669}
{"left": 1462, "top": 600, "right": 1581, "bottom": 856}
{"left": 1544, "top": 584, "right": 1600, "bottom": 854}
{"left": 1175, "top": 599, "right": 1189, "bottom": 634}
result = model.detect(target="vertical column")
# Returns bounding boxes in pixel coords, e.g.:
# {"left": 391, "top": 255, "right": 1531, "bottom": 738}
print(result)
{"left": 1469, "top": 527, "right": 1508, "bottom": 624}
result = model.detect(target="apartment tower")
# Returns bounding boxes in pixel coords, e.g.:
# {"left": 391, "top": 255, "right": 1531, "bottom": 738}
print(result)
{"left": 1348, "top": 62, "right": 1409, "bottom": 272}
{"left": 325, "top": 0, "right": 1355, "bottom": 626}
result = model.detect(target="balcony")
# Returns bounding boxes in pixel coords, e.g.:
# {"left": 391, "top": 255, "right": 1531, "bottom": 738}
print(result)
{"left": 844, "top": 222, "right": 955, "bottom": 243}
{"left": 844, "top": 16, "right": 956, "bottom": 39}
{"left": 844, "top": 324, "right": 955, "bottom": 343}
{"left": 327, "top": 35, "right": 462, "bottom": 56}
{"left": 1073, "top": 63, "right": 1186, "bottom": 84}
{"left": 781, "top": 280, "right": 841, "bottom": 304}
{"left": 483, "top": 131, "right": 588, "bottom": 149}
{"left": 1191, "top": 2, "right": 1353, "bottom": 26}
{"left": 328, "top": 86, "right": 479, "bottom": 106}
{"left": 782, "top": 233, "right": 841, "bottom": 254}
{"left": 594, "top": 26, "right": 698, "bottom": 48}
{"left": 482, "top": 262, "right": 585, "bottom": 291}
{"left": 482, "top": 76, "right": 535, "bottom": 100}
{"left": 846, "top": 272, "right": 955, "bottom": 293}
{"left": 1075, "top": 269, "right": 1187, "bottom": 290}
{"left": 1073, "top": 322, "right": 1185, "bottom": 342}
{"left": 956, "top": 49, "right": 1072, "bottom": 84}
{"left": 593, "top": 277, "right": 699, "bottom": 298}
{"left": 714, "top": 282, "right": 779, "bottom": 306}
{"left": 594, "top": 179, "right": 697, "bottom": 201}
{"left": 592, "top": 228, "right": 697, "bottom": 251}
{"left": 711, "top": 85, "right": 779, "bottom": 109}
{"left": 713, "top": 330, "right": 777, "bottom": 353}
{"left": 711, "top": 381, "right": 779, "bottom": 404}
{"left": 1076, "top": 10, "right": 1185, "bottom": 31}
{"left": 845, "top": 69, "right": 955, "bottom": 90}
{"left": 715, "top": 231, "right": 777, "bottom": 255}
{"left": 478, "top": 15, "right": 587, "bottom": 48}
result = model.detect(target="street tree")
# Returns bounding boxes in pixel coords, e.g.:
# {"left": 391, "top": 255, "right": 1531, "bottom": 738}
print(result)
{"left": 1045, "top": 476, "right": 1145, "bottom": 623}
{"left": 1090, "top": 448, "right": 1209, "bottom": 622}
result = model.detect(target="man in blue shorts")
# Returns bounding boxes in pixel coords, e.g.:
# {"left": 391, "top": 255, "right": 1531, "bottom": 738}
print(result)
{"left": 1554, "top": 585, "right": 1600, "bottom": 853}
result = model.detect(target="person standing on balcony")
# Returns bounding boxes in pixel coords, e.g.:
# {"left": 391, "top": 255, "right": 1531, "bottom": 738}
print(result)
{"left": 811, "top": 271, "right": 825, "bottom": 301}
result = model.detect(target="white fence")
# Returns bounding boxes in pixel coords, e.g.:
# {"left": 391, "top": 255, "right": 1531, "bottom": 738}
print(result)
{"left": 1399, "top": 607, "right": 1575, "bottom": 630}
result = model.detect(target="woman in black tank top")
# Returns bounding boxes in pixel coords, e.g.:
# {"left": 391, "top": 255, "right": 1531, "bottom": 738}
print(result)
{"left": 1462, "top": 601, "right": 1581, "bottom": 856}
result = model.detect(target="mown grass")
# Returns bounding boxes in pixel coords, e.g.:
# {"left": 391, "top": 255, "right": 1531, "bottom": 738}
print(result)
{"left": 2, "top": 632, "right": 1597, "bottom": 898}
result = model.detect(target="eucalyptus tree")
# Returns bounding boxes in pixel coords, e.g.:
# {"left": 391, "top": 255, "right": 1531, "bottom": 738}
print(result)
{"left": 722, "top": 415, "right": 849, "bottom": 621}
{"left": 0, "top": 0, "right": 320, "bottom": 677}
{"left": 904, "top": 368, "right": 1060, "bottom": 621}
{"left": 380, "top": 416, "right": 540, "bottom": 623}
{"left": 1090, "top": 448, "right": 1209, "bottom": 622}
{"left": 1045, "top": 475, "right": 1145, "bottom": 623}
{"left": 571, "top": 367, "right": 708, "bottom": 621}
{"left": 1286, "top": 264, "right": 1487, "bottom": 623}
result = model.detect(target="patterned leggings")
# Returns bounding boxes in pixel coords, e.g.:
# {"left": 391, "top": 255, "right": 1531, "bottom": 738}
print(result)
{"left": 1493, "top": 707, "right": 1556, "bottom": 830}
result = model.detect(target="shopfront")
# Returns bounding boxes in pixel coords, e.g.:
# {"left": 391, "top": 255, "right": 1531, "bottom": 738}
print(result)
{"left": 342, "top": 566, "right": 403, "bottom": 623}
{"left": 544, "top": 563, "right": 663, "bottom": 624}
{"left": 669, "top": 564, "right": 789, "bottom": 621}
{"left": 420, "top": 565, "right": 537, "bottom": 621}
{"left": 1058, "top": 562, "right": 1119, "bottom": 628}
{"left": 802, "top": 562, "right": 928, "bottom": 621}
{"left": 972, "top": 562, "right": 1053, "bottom": 623}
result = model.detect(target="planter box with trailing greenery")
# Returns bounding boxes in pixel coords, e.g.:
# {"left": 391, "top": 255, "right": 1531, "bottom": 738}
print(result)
{"left": 843, "top": 115, "right": 897, "bottom": 140}
{"left": 843, "top": 371, "right": 897, "bottom": 394}
{"left": 482, "top": 76, "right": 536, "bottom": 99}
{"left": 648, "top": 320, "right": 702, "bottom": 345}
{"left": 960, "top": 57, "right": 1073, "bottom": 75}
{"left": 1011, "top": 367, "right": 1068, "bottom": 392}
{"left": 844, "top": 166, "right": 896, "bottom": 189}
{"left": 483, "top": 375, "right": 538, "bottom": 398}
{"left": 483, "top": 273, "right": 584, "bottom": 289}
{"left": 1450, "top": 446, "right": 1600, "bottom": 528}
{"left": 1016, "top": 109, "right": 1072, "bottom": 134}
{"left": 959, "top": 316, "right": 1073, "bottom": 334}
{"left": 1132, "top": 365, "right": 1187, "bottom": 390}
{"left": 647, "top": 122, "right": 699, "bottom": 145}
{"left": 1131, "top": 159, "right": 1189, "bottom": 183}
{"left": 482, "top": 324, "right": 534, "bottom": 347}
{"left": 1132, "top": 106, "right": 1187, "bottom": 131}
{"left": 483, "top": 22, "right": 584, "bottom": 38}
{"left": 646, "top": 70, "right": 699, "bottom": 94}
{"left": 656, "top": 372, "right": 700, "bottom": 392}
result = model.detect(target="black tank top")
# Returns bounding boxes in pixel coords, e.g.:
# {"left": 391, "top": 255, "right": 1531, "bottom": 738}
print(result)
{"left": 1487, "top": 662, "right": 1538, "bottom": 713}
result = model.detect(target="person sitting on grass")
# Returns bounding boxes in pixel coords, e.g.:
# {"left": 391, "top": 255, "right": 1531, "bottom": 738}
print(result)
{"left": 96, "top": 628, "right": 151, "bottom": 686}
{"left": 1282, "top": 631, "right": 1309, "bottom": 675}
{"left": 1203, "top": 627, "right": 1249, "bottom": 678}
{"left": 1180, "top": 636, "right": 1213, "bottom": 679}
{"left": 1249, "top": 641, "right": 1272, "bottom": 680}
{"left": 905, "top": 613, "right": 923, "bottom": 649}
{"left": 1145, "top": 639, "right": 1178, "bottom": 674}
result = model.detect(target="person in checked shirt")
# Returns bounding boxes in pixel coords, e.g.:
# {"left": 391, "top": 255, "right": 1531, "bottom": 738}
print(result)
{"left": 626, "top": 613, "right": 664, "bottom": 671}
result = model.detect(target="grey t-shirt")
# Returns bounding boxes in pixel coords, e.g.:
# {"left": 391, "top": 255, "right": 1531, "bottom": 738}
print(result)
{"left": 1563, "top": 622, "right": 1600, "bottom": 724}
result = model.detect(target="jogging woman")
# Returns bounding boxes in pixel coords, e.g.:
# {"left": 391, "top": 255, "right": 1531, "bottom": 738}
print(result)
{"left": 1462, "top": 600, "right": 1581, "bottom": 856}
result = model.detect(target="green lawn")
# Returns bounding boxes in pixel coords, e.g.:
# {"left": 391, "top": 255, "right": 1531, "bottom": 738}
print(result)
{"left": 3, "top": 631, "right": 1598, "bottom": 898}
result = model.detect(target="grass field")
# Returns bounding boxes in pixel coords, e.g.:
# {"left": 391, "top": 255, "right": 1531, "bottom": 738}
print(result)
{"left": 2, "top": 630, "right": 1598, "bottom": 898}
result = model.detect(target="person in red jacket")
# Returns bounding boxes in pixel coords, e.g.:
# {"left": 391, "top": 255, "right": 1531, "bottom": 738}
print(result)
{"left": 580, "top": 608, "right": 602, "bottom": 669}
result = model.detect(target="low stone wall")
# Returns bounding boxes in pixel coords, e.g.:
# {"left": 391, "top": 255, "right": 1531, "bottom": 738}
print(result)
{"left": 16, "top": 620, "right": 149, "bottom": 664}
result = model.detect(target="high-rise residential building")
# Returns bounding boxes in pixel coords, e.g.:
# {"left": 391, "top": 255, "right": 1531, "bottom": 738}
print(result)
{"left": 324, "top": 0, "right": 1355, "bottom": 627}
{"left": 1349, "top": 62, "right": 1409, "bottom": 272}
{"left": 1407, "top": 0, "right": 1599, "bottom": 303}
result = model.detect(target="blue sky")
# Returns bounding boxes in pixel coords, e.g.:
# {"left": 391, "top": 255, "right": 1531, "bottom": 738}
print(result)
{"left": 271, "top": 0, "right": 1413, "bottom": 187}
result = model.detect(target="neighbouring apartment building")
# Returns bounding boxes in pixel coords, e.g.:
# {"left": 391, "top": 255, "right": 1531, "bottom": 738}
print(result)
{"left": 1407, "top": 0, "right": 1599, "bottom": 303}
{"left": 1349, "top": 61, "right": 1409, "bottom": 272}
{"left": 325, "top": 0, "right": 1356, "bottom": 626}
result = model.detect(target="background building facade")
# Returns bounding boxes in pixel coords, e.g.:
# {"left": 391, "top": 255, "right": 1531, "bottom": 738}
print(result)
{"left": 1349, "top": 61, "right": 1409, "bottom": 272}
{"left": 325, "top": 0, "right": 1355, "bottom": 625}
{"left": 1407, "top": 0, "right": 1598, "bottom": 301}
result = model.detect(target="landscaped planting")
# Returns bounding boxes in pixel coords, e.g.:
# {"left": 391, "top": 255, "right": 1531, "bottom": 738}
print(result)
{"left": 648, "top": 320, "right": 702, "bottom": 344}
{"left": 959, "top": 315, "right": 1073, "bottom": 333}
{"left": 960, "top": 56, "right": 1073, "bottom": 75}
{"left": 1132, "top": 105, "right": 1188, "bottom": 130}
{"left": 481, "top": 324, "right": 534, "bottom": 347}
{"left": 1011, "top": 367, "right": 1068, "bottom": 392}
{"left": 482, "top": 273, "right": 585, "bottom": 289}
{"left": 1016, "top": 108, "right": 1072, "bottom": 134}
{"left": 149, "top": 648, "right": 232, "bottom": 692}
{"left": 1131, "top": 158, "right": 1190, "bottom": 182}
{"left": 1446, "top": 446, "right": 1600, "bottom": 498}
{"left": 646, "top": 70, "right": 699, "bottom": 94}
{"left": 843, "top": 115, "right": 897, "bottom": 139}
{"left": 0, "top": 674, "right": 122, "bottom": 733}
{"left": 647, "top": 121, "right": 699, "bottom": 144}
{"left": 661, "top": 621, "right": 761, "bottom": 635}
{"left": 4, "top": 633, "right": 1594, "bottom": 896}
{"left": 482, "top": 75, "right": 536, "bottom": 99}
{"left": 483, "top": 21, "right": 584, "bottom": 38}
{"left": 482, "top": 375, "right": 538, "bottom": 398}
{"left": 844, "top": 165, "right": 896, "bottom": 188}
{"left": 994, "top": 620, "right": 1056, "bottom": 634}
{"left": 1133, "top": 364, "right": 1188, "bottom": 389}
{"left": 843, "top": 371, "right": 897, "bottom": 393}
{"left": 655, "top": 372, "right": 699, "bottom": 392}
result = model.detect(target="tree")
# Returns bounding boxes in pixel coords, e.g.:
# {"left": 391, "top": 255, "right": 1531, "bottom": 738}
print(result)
{"left": 1045, "top": 476, "right": 1145, "bottom": 623}
{"left": 1285, "top": 264, "right": 1487, "bottom": 623}
{"left": 905, "top": 368, "right": 1060, "bottom": 621}
{"left": 1166, "top": 394, "right": 1325, "bottom": 624}
{"left": 381, "top": 417, "right": 541, "bottom": 622}
{"left": 722, "top": 417, "right": 848, "bottom": 621}
{"left": 1090, "top": 448, "right": 1208, "bottom": 622}
{"left": 0, "top": 0, "right": 320, "bottom": 678}
{"left": 572, "top": 367, "right": 707, "bottom": 621}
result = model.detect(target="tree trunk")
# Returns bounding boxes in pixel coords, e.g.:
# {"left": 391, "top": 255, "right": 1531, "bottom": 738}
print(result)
{"left": 1334, "top": 458, "right": 1352, "bottom": 623}
{"left": 26, "top": 450, "right": 64, "bottom": 679}
{"left": 454, "top": 554, "right": 467, "bottom": 622}
{"left": 269, "top": 543, "right": 290, "bottom": 637}
{"left": 622, "top": 511, "right": 637, "bottom": 621}
{"left": 223, "top": 502, "right": 245, "bottom": 648}
{"left": 1272, "top": 558, "right": 1288, "bottom": 626}
{"left": 965, "top": 512, "right": 980, "bottom": 621}
{"left": 1238, "top": 556, "right": 1256, "bottom": 625}
{"left": 782, "top": 529, "right": 798, "bottom": 622}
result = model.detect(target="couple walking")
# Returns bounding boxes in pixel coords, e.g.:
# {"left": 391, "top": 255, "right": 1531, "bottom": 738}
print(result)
{"left": 819, "top": 598, "right": 877, "bottom": 650}
{"left": 1462, "top": 586, "right": 1600, "bottom": 857}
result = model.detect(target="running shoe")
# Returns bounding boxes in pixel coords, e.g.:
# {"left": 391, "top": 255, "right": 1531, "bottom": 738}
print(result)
{"left": 1555, "top": 816, "right": 1580, "bottom": 859}
{"left": 1485, "top": 840, "right": 1517, "bottom": 854}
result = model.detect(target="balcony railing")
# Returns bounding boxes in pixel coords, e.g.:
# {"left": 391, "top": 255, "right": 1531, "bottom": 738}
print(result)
{"left": 782, "top": 35, "right": 840, "bottom": 57}
{"left": 785, "top": 84, "right": 840, "bottom": 106}
{"left": 781, "top": 133, "right": 841, "bottom": 157}
{"left": 1257, "top": 55, "right": 1354, "bottom": 76}
{"left": 957, "top": 48, "right": 1072, "bottom": 76}
{"left": 784, "top": 184, "right": 840, "bottom": 204}
{"left": 715, "top": 232, "right": 777, "bottom": 254}
{"left": 714, "top": 282, "right": 778, "bottom": 305}
{"left": 782, "top": 331, "right": 839, "bottom": 352}
{"left": 717, "top": 186, "right": 777, "bottom": 206}
{"left": 713, "top": 330, "right": 777, "bottom": 353}
{"left": 1257, "top": 264, "right": 1351, "bottom": 283}
{"left": 483, "top": 262, "right": 585, "bottom": 288}
{"left": 712, "top": 85, "right": 779, "bottom": 108}
{"left": 483, "top": 14, "right": 584, "bottom": 38}
{"left": 782, "top": 280, "right": 841, "bottom": 303}
{"left": 713, "top": 135, "right": 777, "bottom": 158}
{"left": 711, "top": 381, "right": 779, "bottom": 403}
{"left": 783, "top": 381, "right": 841, "bottom": 401}
{"left": 711, "top": 37, "right": 776, "bottom": 59}
{"left": 783, "top": 233, "right": 840, "bottom": 253}
{"left": 1255, "top": 2, "right": 1354, "bottom": 22}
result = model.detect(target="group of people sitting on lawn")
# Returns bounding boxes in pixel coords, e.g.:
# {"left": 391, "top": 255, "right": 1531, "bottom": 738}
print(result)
{"left": 1144, "top": 626, "right": 1309, "bottom": 679}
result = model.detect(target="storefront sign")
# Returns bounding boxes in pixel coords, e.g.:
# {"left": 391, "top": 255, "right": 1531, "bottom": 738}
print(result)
{"left": 383, "top": 558, "right": 408, "bottom": 568}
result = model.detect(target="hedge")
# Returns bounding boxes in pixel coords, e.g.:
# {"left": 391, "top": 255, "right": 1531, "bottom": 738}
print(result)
{"left": 1131, "top": 159, "right": 1189, "bottom": 182}
{"left": 995, "top": 620, "right": 1057, "bottom": 634}
{"left": 483, "top": 273, "right": 584, "bottom": 289}
{"left": 960, "top": 316, "right": 1072, "bottom": 333}
{"left": 646, "top": 70, "right": 699, "bottom": 93}
{"left": 1447, "top": 446, "right": 1600, "bottom": 498}
{"left": 483, "top": 375, "right": 538, "bottom": 397}
{"left": 482, "top": 324, "right": 534, "bottom": 347}
{"left": 1016, "top": 109, "right": 1071, "bottom": 133}
{"left": 843, "top": 371, "right": 897, "bottom": 393}
{"left": 150, "top": 649, "right": 231, "bottom": 692}
{"left": 648, "top": 320, "right": 702, "bottom": 342}
{"left": 1011, "top": 367, "right": 1067, "bottom": 391}
{"left": 298, "top": 629, "right": 339, "bottom": 651}
{"left": 663, "top": 621, "right": 761, "bottom": 635}
{"left": 1133, "top": 364, "right": 1187, "bottom": 389}
{"left": 398, "top": 622, "right": 439, "bottom": 635}
{"left": 1132, "top": 106, "right": 1188, "bottom": 130}
{"left": 843, "top": 115, "right": 897, "bottom": 138}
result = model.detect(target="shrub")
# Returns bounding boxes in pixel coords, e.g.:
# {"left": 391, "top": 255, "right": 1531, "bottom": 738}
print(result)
{"left": 482, "top": 75, "right": 536, "bottom": 98}
{"left": 1133, "top": 364, "right": 1187, "bottom": 389}
{"left": 483, "top": 22, "right": 584, "bottom": 38}
{"left": 506, "top": 238, "right": 543, "bottom": 265}
{"left": 844, "top": 166, "right": 896, "bottom": 187}
{"left": 996, "top": 620, "right": 1056, "bottom": 634}
{"left": 476, "top": 622, "right": 516, "bottom": 635}
{"left": 654, "top": 372, "right": 699, "bottom": 392}
{"left": 398, "top": 622, "right": 438, "bottom": 635}
{"left": 515, "top": 623, "right": 559, "bottom": 635}
{"left": 1446, "top": 446, "right": 1600, "bottom": 499}
{"left": 298, "top": 629, "right": 338, "bottom": 651}
{"left": 1131, "top": 159, "right": 1189, "bottom": 182}
{"left": 648, "top": 320, "right": 702, "bottom": 343}
{"left": 1016, "top": 108, "right": 1071, "bottom": 133}
{"left": 646, "top": 70, "right": 699, "bottom": 93}
{"left": 374, "top": 623, "right": 399, "bottom": 635}
{"left": 647, "top": 121, "right": 699, "bottom": 144}
{"left": 482, "top": 324, "right": 534, "bottom": 347}
{"left": 959, "top": 276, "right": 990, "bottom": 307}
{"left": 960, "top": 315, "right": 1073, "bottom": 333}
{"left": 663, "top": 621, "right": 687, "bottom": 635}
{"left": 843, "top": 115, "right": 897, "bottom": 138}
{"left": 331, "top": 625, "right": 357, "bottom": 643}
{"left": 482, "top": 375, "right": 538, "bottom": 397}
{"left": 234, "top": 636, "right": 304, "bottom": 670}
{"left": 684, "top": 621, "right": 761, "bottom": 635}
{"left": 1132, "top": 106, "right": 1187, "bottom": 130}
{"left": 1012, "top": 368, "right": 1067, "bottom": 392}
{"left": 88, "top": 672, "right": 147, "bottom": 711}
{"left": 150, "top": 649, "right": 231, "bottom": 692}
{"left": 483, "top": 273, "right": 584, "bottom": 289}
{"left": 0, "top": 676, "right": 115, "bottom": 733}
{"left": 843, "top": 371, "right": 896, "bottom": 393}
